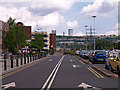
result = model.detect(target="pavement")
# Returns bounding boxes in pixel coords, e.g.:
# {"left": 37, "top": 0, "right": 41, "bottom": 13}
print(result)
{"left": 1, "top": 53, "right": 119, "bottom": 89}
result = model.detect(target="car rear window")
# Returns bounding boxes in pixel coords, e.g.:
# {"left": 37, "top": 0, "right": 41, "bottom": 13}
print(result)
{"left": 95, "top": 51, "right": 106, "bottom": 55}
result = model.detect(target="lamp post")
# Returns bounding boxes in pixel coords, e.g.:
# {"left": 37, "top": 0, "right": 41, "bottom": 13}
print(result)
{"left": 85, "top": 25, "right": 88, "bottom": 50}
{"left": 92, "top": 16, "right": 96, "bottom": 51}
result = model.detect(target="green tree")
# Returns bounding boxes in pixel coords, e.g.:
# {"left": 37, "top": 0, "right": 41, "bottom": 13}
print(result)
{"left": 3, "top": 17, "right": 28, "bottom": 54}
{"left": 7, "top": 17, "right": 16, "bottom": 29}
{"left": 31, "top": 33, "right": 45, "bottom": 50}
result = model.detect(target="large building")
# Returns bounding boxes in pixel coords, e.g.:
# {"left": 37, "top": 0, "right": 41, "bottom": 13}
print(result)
{"left": 50, "top": 30, "right": 56, "bottom": 50}
{"left": 22, "top": 26, "right": 32, "bottom": 39}
{"left": 68, "top": 29, "right": 73, "bottom": 36}
{"left": 17, "top": 22, "right": 31, "bottom": 40}
{"left": 32, "top": 32, "right": 50, "bottom": 50}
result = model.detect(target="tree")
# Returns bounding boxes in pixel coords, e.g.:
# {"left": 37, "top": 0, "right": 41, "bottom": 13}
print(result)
{"left": 30, "top": 33, "right": 45, "bottom": 50}
{"left": 2, "top": 17, "right": 28, "bottom": 54}
{"left": 7, "top": 17, "right": 16, "bottom": 29}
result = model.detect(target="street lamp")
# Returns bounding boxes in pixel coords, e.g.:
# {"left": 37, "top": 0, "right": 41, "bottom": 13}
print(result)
{"left": 92, "top": 15, "right": 96, "bottom": 51}
{"left": 85, "top": 25, "right": 88, "bottom": 50}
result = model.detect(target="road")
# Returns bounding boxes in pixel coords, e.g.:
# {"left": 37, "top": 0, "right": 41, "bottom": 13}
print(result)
{"left": 2, "top": 53, "right": 118, "bottom": 89}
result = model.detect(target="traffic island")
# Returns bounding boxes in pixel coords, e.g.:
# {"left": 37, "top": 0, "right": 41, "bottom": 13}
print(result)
{"left": 77, "top": 56, "right": 92, "bottom": 64}
{"left": 92, "top": 65, "right": 118, "bottom": 78}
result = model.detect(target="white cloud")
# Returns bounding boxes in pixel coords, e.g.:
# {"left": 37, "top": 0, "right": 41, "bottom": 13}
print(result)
{"left": 80, "top": 0, "right": 118, "bottom": 17}
{"left": 74, "top": 31, "right": 84, "bottom": 36}
{"left": 0, "top": 2, "right": 68, "bottom": 32}
{"left": 66, "top": 21, "right": 78, "bottom": 28}
{"left": 29, "top": 0, "right": 73, "bottom": 14}
{"left": 104, "top": 30, "right": 118, "bottom": 35}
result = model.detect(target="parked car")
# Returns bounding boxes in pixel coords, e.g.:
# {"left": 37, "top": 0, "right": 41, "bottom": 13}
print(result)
{"left": 89, "top": 50, "right": 107, "bottom": 63}
{"left": 79, "top": 51, "right": 83, "bottom": 57}
{"left": 82, "top": 50, "right": 91, "bottom": 59}
{"left": 105, "top": 51, "right": 120, "bottom": 77}
{"left": 75, "top": 50, "right": 80, "bottom": 55}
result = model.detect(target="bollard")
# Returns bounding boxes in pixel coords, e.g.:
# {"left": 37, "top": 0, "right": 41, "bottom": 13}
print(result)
{"left": 41, "top": 53, "right": 42, "bottom": 58}
{"left": 30, "top": 54, "right": 32, "bottom": 62}
{"left": 21, "top": 55, "right": 23, "bottom": 65}
{"left": 24, "top": 54, "right": 26, "bottom": 64}
{"left": 35, "top": 55, "right": 37, "bottom": 60}
{"left": 27, "top": 54, "right": 29, "bottom": 63}
{"left": 37, "top": 54, "right": 39, "bottom": 59}
{"left": 32, "top": 55, "right": 34, "bottom": 61}
{"left": 10, "top": 55, "right": 13, "bottom": 68}
{"left": 16, "top": 55, "right": 19, "bottom": 67}
{"left": 4, "top": 57, "right": 7, "bottom": 70}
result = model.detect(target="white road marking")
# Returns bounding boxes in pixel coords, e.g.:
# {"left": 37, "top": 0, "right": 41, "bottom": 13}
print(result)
{"left": 78, "top": 82, "right": 93, "bottom": 88}
{"left": 49, "top": 59, "right": 52, "bottom": 62}
{"left": 2, "top": 82, "right": 15, "bottom": 89}
{"left": 41, "top": 55, "right": 65, "bottom": 90}
{"left": 70, "top": 60, "right": 73, "bottom": 62}
{"left": 72, "top": 65, "right": 79, "bottom": 68}
{"left": 47, "top": 56, "right": 64, "bottom": 89}
{"left": 78, "top": 82, "right": 102, "bottom": 90}
{"left": 72, "top": 65, "right": 76, "bottom": 68}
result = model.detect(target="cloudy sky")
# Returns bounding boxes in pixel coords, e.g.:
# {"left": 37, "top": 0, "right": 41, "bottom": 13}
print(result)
{"left": 0, "top": 0, "right": 118, "bottom": 36}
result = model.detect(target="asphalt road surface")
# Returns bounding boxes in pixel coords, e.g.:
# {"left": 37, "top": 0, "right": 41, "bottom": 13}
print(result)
{"left": 2, "top": 53, "right": 119, "bottom": 89}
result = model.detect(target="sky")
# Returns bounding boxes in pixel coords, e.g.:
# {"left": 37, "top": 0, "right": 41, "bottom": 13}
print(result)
{"left": 0, "top": 0, "right": 118, "bottom": 36}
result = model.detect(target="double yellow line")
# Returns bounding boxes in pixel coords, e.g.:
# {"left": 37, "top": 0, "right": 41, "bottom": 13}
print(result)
{"left": 87, "top": 67, "right": 104, "bottom": 78}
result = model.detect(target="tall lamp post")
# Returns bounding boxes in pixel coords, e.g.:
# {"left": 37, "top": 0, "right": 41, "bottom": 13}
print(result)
{"left": 92, "top": 16, "right": 96, "bottom": 51}
{"left": 85, "top": 25, "right": 88, "bottom": 50}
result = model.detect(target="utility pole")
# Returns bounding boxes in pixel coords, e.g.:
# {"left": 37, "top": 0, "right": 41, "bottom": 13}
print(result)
{"left": 92, "top": 16, "right": 96, "bottom": 51}
{"left": 85, "top": 25, "right": 88, "bottom": 50}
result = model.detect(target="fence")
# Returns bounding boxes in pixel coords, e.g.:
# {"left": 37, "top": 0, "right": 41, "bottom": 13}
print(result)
{"left": 2, "top": 53, "right": 47, "bottom": 71}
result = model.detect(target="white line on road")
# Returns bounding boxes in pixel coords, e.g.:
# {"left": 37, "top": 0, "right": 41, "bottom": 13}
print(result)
{"left": 49, "top": 59, "right": 52, "bottom": 62}
{"left": 2, "top": 82, "right": 15, "bottom": 89}
{"left": 41, "top": 55, "right": 65, "bottom": 90}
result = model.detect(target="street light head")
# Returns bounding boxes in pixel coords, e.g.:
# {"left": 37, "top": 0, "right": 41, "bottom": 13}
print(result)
{"left": 85, "top": 25, "right": 88, "bottom": 27}
{"left": 92, "top": 16, "right": 96, "bottom": 18}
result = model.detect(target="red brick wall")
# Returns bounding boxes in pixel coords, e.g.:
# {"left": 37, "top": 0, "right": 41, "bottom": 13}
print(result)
{"left": 22, "top": 26, "right": 31, "bottom": 39}
{"left": 50, "top": 34, "right": 56, "bottom": 49}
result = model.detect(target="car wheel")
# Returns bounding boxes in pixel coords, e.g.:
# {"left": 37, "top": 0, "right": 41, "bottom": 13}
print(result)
{"left": 109, "top": 64, "right": 113, "bottom": 72}
{"left": 105, "top": 62, "right": 108, "bottom": 69}
{"left": 117, "top": 66, "right": 120, "bottom": 77}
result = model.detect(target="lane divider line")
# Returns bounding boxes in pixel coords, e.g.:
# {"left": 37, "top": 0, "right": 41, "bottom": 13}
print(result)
{"left": 87, "top": 67, "right": 100, "bottom": 78}
{"left": 87, "top": 67, "right": 101, "bottom": 78}
{"left": 89, "top": 67, "right": 104, "bottom": 78}
{"left": 41, "top": 55, "right": 65, "bottom": 90}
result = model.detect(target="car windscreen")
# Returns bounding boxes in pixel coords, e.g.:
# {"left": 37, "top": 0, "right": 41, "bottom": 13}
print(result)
{"left": 95, "top": 51, "right": 106, "bottom": 55}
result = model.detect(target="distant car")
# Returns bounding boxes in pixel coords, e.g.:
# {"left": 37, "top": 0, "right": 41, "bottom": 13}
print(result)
{"left": 81, "top": 50, "right": 90, "bottom": 59}
{"left": 75, "top": 50, "right": 80, "bottom": 55}
{"left": 89, "top": 50, "right": 107, "bottom": 63}
{"left": 79, "top": 51, "right": 83, "bottom": 57}
{"left": 105, "top": 51, "right": 120, "bottom": 77}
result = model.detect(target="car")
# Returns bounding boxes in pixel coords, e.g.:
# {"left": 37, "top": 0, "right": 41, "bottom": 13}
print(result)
{"left": 79, "top": 51, "right": 83, "bottom": 57}
{"left": 82, "top": 50, "right": 90, "bottom": 59}
{"left": 89, "top": 51, "right": 94, "bottom": 62}
{"left": 89, "top": 50, "right": 107, "bottom": 63}
{"left": 105, "top": 51, "right": 120, "bottom": 77}
{"left": 75, "top": 50, "right": 80, "bottom": 55}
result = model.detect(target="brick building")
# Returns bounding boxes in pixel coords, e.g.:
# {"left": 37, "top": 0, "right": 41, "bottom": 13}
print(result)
{"left": 17, "top": 22, "right": 31, "bottom": 40}
{"left": 22, "top": 26, "right": 31, "bottom": 39}
{"left": 50, "top": 30, "right": 56, "bottom": 50}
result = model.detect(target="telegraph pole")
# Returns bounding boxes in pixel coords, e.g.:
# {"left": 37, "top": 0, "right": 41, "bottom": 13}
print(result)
{"left": 92, "top": 16, "right": 96, "bottom": 51}
{"left": 85, "top": 25, "right": 88, "bottom": 50}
